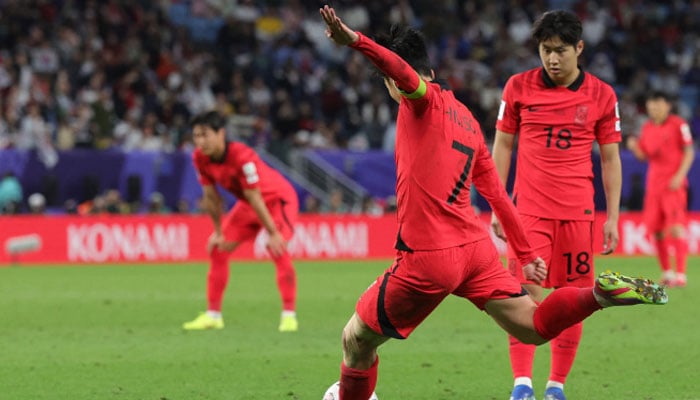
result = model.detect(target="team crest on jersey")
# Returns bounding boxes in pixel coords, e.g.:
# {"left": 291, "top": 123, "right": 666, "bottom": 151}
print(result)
{"left": 574, "top": 105, "right": 588, "bottom": 126}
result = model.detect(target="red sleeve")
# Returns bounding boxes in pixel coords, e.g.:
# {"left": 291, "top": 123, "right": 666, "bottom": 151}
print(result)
{"left": 495, "top": 76, "right": 520, "bottom": 135}
{"left": 472, "top": 141, "right": 536, "bottom": 266}
{"left": 595, "top": 85, "right": 621, "bottom": 145}
{"left": 679, "top": 118, "right": 694, "bottom": 146}
{"left": 349, "top": 32, "right": 422, "bottom": 96}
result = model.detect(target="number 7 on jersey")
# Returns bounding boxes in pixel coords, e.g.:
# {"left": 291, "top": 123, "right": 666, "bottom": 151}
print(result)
{"left": 447, "top": 140, "right": 475, "bottom": 204}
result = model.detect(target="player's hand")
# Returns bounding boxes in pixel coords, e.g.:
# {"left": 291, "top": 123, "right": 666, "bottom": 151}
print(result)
{"left": 491, "top": 213, "right": 507, "bottom": 242}
{"left": 522, "top": 257, "right": 547, "bottom": 284}
{"left": 601, "top": 219, "right": 619, "bottom": 255}
{"left": 320, "top": 5, "right": 358, "bottom": 46}
{"left": 266, "top": 231, "right": 287, "bottom": 258}
{"left": 669, "top": 174, "right": 683, "bottom": 191}
{"left": 625, "top": 135, "right": 638, "bottom": 151}
{"left": 207, "top": 232, "right": 224, "bottom": 254}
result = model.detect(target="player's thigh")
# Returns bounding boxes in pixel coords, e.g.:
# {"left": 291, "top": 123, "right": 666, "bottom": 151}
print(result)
{"left": 221, "top": 201, "right": 261, "bottom": 243}
{"left": 507, "top": 215, "right": 554, "bottom": 284}
{"left": 660, "top": 190, "right": 688, "bottom": 230}
{"left": 643, "top": 193, "right": 664, "bottom": 234}
{"left": 548, "top": 220, "right": 595, "bottom": 288}
{"left": 355, "top": 249, "right": 458, "bottom": 340}
{"left": 484, "top": 295, "right": 542, "bottom": 345}
{"left": 454, "top": 238, "right": 528, "bottom": 309}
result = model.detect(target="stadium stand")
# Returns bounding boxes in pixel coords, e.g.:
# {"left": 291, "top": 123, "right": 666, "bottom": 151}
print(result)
{"left": 0, "top": 0, "right": 698, "bottom": 213}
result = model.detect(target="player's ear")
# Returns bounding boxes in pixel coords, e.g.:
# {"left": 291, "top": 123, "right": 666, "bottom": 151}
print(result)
{"left": 575, "top": 40, "right": 584, "bottom": 56}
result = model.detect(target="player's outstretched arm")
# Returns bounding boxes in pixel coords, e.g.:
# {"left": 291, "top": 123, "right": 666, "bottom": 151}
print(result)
{"left": 319, "top": 5, "right": 358, "bottom": 46}
{"left": 319, "top": 5, "right": 422, "bottom": 96}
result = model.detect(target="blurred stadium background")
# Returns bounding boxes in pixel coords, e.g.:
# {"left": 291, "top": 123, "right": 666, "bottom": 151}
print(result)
{"left": 0, "top": 0, "right": 698, "bottom": 216}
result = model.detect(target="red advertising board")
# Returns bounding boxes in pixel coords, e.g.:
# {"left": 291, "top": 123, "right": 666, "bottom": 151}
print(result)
{"left": 1, "top": 213, "right": 699, "bottom": 265}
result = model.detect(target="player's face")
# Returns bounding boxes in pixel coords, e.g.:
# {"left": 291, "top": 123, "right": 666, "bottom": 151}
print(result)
{"left": 192, "top": 124, "right": 225, "bottom": 156}
{"left": 645, "top": 98, "right": 671, "bottom": 123}
{"left": 538, "top": 36, "right": 583, "bottom": 86}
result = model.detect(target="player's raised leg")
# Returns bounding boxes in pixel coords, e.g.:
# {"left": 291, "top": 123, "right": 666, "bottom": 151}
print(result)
{"left": 486, "top": 271, "right": 667, "bottom": 347}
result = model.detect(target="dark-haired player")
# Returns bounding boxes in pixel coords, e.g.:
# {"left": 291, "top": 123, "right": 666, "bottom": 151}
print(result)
{"left": 319, "top": 5, "right": 666, "bottom": 400}
{"left": 183, "top": 111, "right": 299, "bottom": 332}
{"left": 628, "top": 91, "right": 695, "bottom": 288}
{"left": 490, "top": 10, "right": 623, "bottom": 400}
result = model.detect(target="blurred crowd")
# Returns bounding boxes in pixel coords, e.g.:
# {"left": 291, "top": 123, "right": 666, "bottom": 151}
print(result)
{"left": 0, "top": 0, "right": 699, "bottom": 214}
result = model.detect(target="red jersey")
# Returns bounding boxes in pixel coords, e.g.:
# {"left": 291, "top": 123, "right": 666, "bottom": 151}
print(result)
{"left": 350, "top": 33, "right": 535, "bottom": 265}
{"left": 638, "top": 114, "right": 693, "bottom": 191}
{"left": 192, "top": 141, "right": 294, "bottom": 202}
{"left": 496, "top": 68, "right": 621, "bottom": 221}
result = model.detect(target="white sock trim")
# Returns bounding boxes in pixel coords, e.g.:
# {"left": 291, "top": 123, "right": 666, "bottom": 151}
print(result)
{"left": 206, "top": 310, "right": 222, "bottom": 319}
{"left": 514, "top": 377, "right": 532, "bottom": 387}
{"left": 546, "top": 380, "right": 564, "bottom": 390}
{"left": 281, "top": 310, "right": 296, "bottom": 318}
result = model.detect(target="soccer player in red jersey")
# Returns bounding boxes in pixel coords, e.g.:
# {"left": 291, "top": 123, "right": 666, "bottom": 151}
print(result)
{"left": 490, "top": 10, "right": 623, "bottom": 400}
{"left": 627, "top": 91, "right": 695, "bottom": 288}
{"left": 182, "top": 111, "right": 299, "bottom": 332}
{"left": 319, "top": 6, "right": 666, "bottom": 400}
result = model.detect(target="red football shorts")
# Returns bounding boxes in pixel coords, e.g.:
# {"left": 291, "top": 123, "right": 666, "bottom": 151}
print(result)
{"left": 355, "top": 238, "right": 526, "bottom": 339}
{"left": 507, "top": 215, "right": 594, "bottom": 289}
{"left": 643, "top": 189, "right": 687, "bottom": 234}
{"left": 221, "top": 193, "right": 299, "bottom": 243}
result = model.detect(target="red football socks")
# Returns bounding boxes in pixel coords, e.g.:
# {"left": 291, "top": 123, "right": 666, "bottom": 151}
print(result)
{"left": 272, "top": 252, "right": 297, "bottom": 311}
{"left": 207, "top": 248, "right": 296, "bottom": 313}
{"left": 549, "top": 322, "right": 582, "bottom": 384}
{"left": 207, "top": 247, "right": 231, "bottom": 311}
{"left": 656, "top": 237, "right": 671, "bottom": 272}
{"left": 534, "top": 287, "right": 600, "bottom": 341}
{"left": 670, "top": 237, "right": 688, "bottom": 275}
{"left": 509, "top": 335, "right": 536, "bottom": 380}
{"left": 339, "top": 357, "right": 378, "bottom": 400}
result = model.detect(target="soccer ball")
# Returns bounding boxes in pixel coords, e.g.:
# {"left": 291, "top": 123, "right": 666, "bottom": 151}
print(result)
{"left": 323, "top": 381, "right": 378, "bottom": 400}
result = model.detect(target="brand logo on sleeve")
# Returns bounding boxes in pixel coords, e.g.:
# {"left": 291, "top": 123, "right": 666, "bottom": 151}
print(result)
{"left": 681, "top": 123, "right": 692, "bottom": 143}
{"left": 242, "top": 162, "right": 259, "bottom": 184}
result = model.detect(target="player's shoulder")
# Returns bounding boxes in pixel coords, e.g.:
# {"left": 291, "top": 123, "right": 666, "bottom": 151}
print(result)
{"left": 511, "top": 67, "right": 540, "bottom": 81}
{"left": 192, "top": 147, "right": 206, "bottom": 162}
{"left": 583, "top": 72, "right": 616, "bottom": 96}
{"left": 503, "top": 68, "right": 542, "bottom": 95}
{"left": 667, "top": 114, "right": 688, "bottom": 126}
{"left": 229, "top": 141, "right": 261, "bottom": 163}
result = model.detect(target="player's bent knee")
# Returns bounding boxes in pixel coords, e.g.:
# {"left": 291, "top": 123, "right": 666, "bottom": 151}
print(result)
{"left": 510, "top": 329, "right": 547, "bottom": 345}
{"left": 341, "top": 313, "right": 385, "bottom": 368}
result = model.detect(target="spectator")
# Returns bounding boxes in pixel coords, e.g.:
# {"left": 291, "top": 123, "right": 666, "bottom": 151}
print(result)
{"left": 147, "top": 192, "right": 171, "bottom": 214}
{"left": 27, "top": 192, "right": 46, "bottom": 214}
{"left": 0, "top": 171, "right": 23, "bottom": 214}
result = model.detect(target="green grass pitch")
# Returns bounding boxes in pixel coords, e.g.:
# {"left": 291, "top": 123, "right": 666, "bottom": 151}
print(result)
{"left": 0, "top": 256, "right": 697, "bottom": 399}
